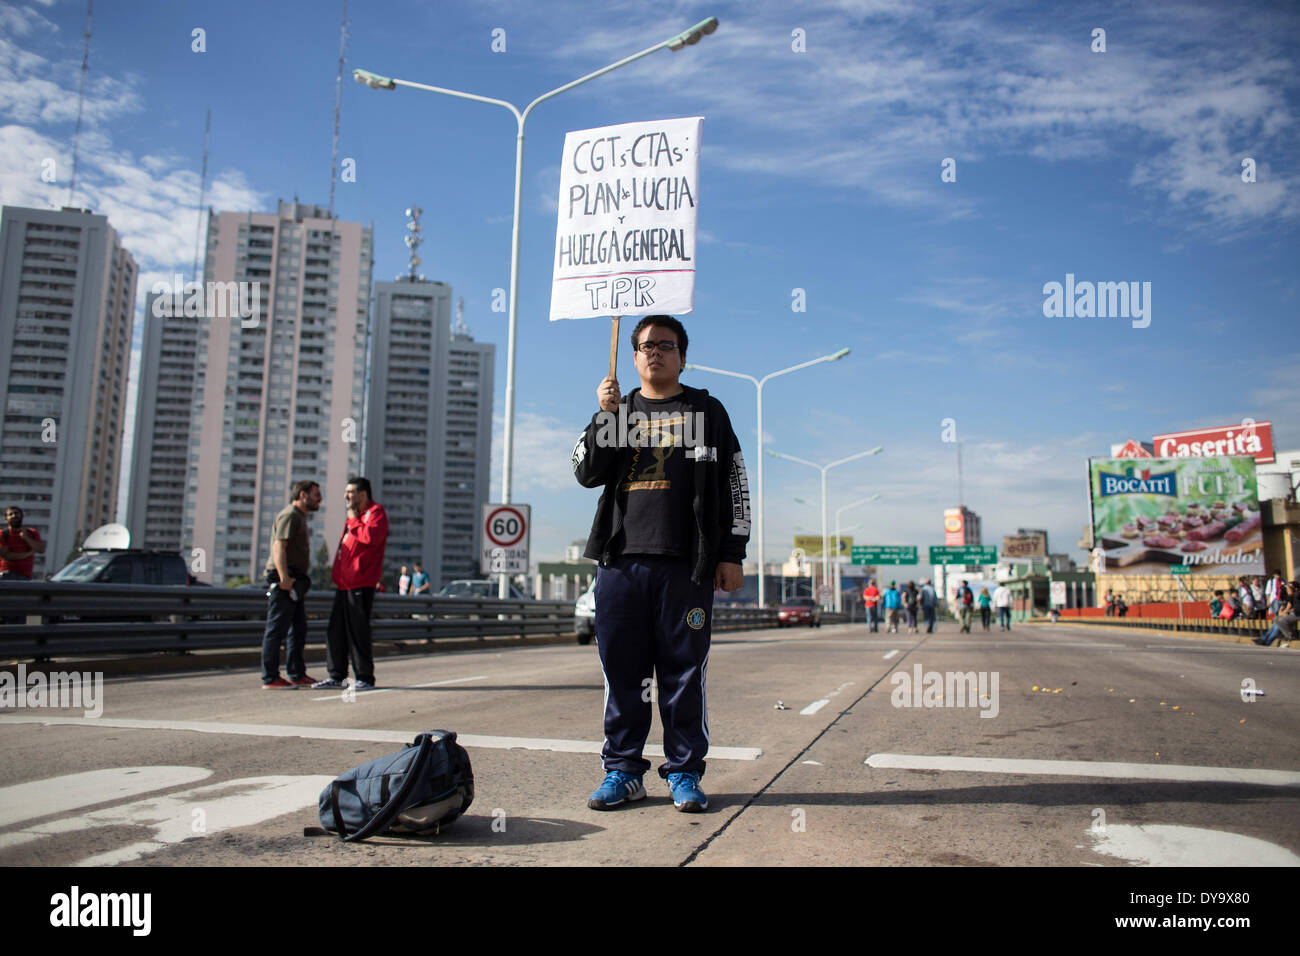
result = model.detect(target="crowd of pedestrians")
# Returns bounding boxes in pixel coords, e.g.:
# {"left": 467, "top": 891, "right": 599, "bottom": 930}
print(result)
{"left": 863, "top": 578, "right": 938, "bottom": 633}
{"left": 1255, "top": 575, "right": 1297, "bottom": 647}
{"left": 1210, "top": 572, "right": 1286, "bottom": 623}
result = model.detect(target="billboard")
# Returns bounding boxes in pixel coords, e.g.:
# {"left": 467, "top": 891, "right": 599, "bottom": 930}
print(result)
{"left": 943, "top": 507, "right": 979, "bottom": 546}
{"left": 1152, "top": 421, "right": 1274, "bottom": 465}
{"left": 1087, "top": 456, "right": 1263, "bottom": 575}
{"left": 1002, "top": 533, "right": 1047, "bottom": 558}
{"left": 793, "top": 535, "right": 853, "bottom": 558}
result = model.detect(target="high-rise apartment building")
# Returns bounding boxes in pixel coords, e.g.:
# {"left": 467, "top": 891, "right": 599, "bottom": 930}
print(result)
{"left": 364, "top": 281, "right": 494, "bottom": 591}
{"left": 182, "top": 201, "right": 372, "bottom": 584}
{"left": 126, "top": 290, "right": 200, "bottom": 551}
{"left": 443, "top": 328, "right": 494, "bottom": 584}
{"left": 0, "top": 205, "right": 137, "bottom": 574}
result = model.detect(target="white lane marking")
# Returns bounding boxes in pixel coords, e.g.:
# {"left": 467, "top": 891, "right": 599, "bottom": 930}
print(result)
{"left": 310, "top": 674, "right": 486, "bottom": 701}
{"left": 1086, "top": 824, "right": 1300, "bottom": 867}
{"left": 802, "top": 760, "right": 823, "bottom": 766}
{"left": 0, "top": 715, "right": 762, "bottom": 761}
{"left": 0, "top": 766, "right": 212, "bottom": 828}
{"left": 865, "top": 753, "right": 1300, "bottom": 787}
{"left": 883, "top": 649, "right": 899, "bottom": 660}
{"left": 922, "top": 641, "right": 1126, "bottom": 648}
{"left": 799, "top": 680, "right": 855, "bottom": 716}
{"left": 8, "top": 774, "right": 332, "bottom": 867}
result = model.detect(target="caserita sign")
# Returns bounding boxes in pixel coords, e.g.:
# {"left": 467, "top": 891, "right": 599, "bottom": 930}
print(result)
{"left": 1153, "top": 421, "right": 1274, "bottom": 465}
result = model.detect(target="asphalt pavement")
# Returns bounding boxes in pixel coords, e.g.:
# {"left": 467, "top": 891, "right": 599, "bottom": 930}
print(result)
{"left": 1, "top": 620, "right": 1297, "bottom": 867}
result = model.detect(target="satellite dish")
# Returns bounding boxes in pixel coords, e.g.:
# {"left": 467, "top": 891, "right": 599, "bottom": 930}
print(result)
{"left": 83, "top": 523, "right": 131, "bottom": 551}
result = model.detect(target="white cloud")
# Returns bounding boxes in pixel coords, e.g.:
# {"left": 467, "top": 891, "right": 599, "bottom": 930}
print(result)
{"left": 503, "top": 0, "right": 1299, "bottom": 229}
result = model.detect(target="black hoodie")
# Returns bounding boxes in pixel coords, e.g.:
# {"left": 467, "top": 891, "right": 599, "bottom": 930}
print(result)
{"left": 571, "top": 385, "right": 750, "bottom": 585}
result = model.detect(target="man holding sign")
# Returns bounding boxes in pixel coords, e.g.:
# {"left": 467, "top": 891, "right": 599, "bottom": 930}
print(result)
{"left": 571, "top": 315, "right": 749, "bottom": 813}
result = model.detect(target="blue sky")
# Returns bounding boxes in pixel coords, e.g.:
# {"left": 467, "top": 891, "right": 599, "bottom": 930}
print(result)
{"left": 1, "top": 0, "right": 1297, "bottom": 577}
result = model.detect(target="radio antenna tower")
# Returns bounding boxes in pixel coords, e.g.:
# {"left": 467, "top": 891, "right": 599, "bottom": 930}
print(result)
{"left": 403, "top": 206, "right": 424, "bottom": 281}
{"left": 454, "top": 296, "right": 471, "bottom": 338}
{"left": 957, "top": 440, "right": 964, "bottom": 506}
{"left": 192, "top": 108, "right": 211, "bottom": 283}
{"left": 67, "top": 0, "right": 93, "bottom": 208}
{"left": 328, "top": 0, "right": 348, "bottom": 217}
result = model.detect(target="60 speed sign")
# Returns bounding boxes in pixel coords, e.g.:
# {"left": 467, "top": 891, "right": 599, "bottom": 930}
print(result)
{"left": 480, "top": 504, "right": 530, "bottom": 574}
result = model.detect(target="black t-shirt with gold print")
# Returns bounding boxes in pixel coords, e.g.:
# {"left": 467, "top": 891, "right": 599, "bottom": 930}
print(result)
{"left": 615, "top": 391, "right": 695, "bottom": 558}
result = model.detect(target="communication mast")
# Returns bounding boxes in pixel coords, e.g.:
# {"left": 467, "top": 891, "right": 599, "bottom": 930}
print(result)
{"left": 454, "top": 297, "right": 471, "bottom": 338}
{"left": 403, "top": 206, "right": 424, "bottom": 281}
{"left": 192, "top": 108, "right": 210, "bottom": 283}
{"left": 67, "top": 0, "right": 93, "bottom": 208}
{"left": 329, "top": 0, "right": 348, "bottom": 217}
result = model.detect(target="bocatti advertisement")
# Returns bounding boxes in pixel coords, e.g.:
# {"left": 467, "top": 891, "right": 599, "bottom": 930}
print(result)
{"left": 1087, "top": 456, "right": 1263, "bottom": 575}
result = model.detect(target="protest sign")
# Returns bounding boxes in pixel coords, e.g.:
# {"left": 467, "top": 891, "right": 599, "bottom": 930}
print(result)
{"left": 549, "top": 117, "right": 702, "bottom": 322}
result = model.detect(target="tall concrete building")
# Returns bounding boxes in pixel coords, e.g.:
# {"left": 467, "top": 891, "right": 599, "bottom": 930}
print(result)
{"left": 182, "top": 201, "right": 373, "bottom": 584}
{"left": 126, "top": 290, "right": 200, "bottom": 551}
{"left": 0, "top": 205, "right": 138, "bottom": 575}
{"left": 364, "top": 281, "right": 494, "bottom": 591}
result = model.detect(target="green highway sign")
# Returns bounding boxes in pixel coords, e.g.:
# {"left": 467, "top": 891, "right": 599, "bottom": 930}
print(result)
{"left": 852, "top": 546, "right": 917, "bottom": 565}
{"left": 929, "top": 545, "right": 998, "bottom": 565}
{"left": 1170, "top": 565, "right": 1191, "bottom": 575}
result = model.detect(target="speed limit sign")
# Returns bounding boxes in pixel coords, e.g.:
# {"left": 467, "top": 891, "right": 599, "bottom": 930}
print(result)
{"left": 481, "top": 504, "right": 530, "bottom": 574}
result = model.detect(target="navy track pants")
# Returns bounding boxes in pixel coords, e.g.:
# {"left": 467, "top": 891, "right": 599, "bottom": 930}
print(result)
{"left": 594, "top": 555, "right": 714, "bottom": 779}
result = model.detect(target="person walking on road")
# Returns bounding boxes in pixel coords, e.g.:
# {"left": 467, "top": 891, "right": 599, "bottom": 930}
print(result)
{"left": 958, "top": 581, "right": 974, "bottom": 633}
{"left": 977, "top": 587, "right": 992, "bottom": 631}
{"left": 261, "top": 481, "right": 322, "bottom": 689}
{"left": 398, "top": 565, "right": 411, "bottom": 595}
{"left": 883, "top": 581, "right": 901, "bottom": 633}
{"left": 993, "top": 582, "right": 1013, "bottom": 630}
{"left": 313, "top": 477, "right": 388, "bottom": 691}
{"left": 920, "top": 579, "right": 937, "bottom": 633}
{"left": 863, "top": 578, "right": 881, "bottom": 633}
{"left": 902, "top": 580, "right": 918, "bottom": 634}
{"left": 573, "top": 315, "right": 749, "bottom": 815}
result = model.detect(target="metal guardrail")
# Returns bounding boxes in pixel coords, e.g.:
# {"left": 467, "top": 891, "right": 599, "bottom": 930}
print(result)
{"left": 0, "top": 583, "right": 839, "bottom": 658}
{"left": 1046, "top": 614, "right": 1272, "bottom": 637}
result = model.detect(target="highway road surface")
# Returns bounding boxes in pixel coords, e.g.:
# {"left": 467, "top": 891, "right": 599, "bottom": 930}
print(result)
{"left": 1, "top": 621, "right": 1297, "bottom": 867}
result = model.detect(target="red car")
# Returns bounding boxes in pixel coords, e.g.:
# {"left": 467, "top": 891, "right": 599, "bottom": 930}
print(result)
{"left": 778, "top": 597, "right": 822, "bottom": 628}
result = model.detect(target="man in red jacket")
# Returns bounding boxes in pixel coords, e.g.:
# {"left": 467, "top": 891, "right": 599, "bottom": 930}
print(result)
{"left": 314, "top": 477, "right": 388, "bottom": 690}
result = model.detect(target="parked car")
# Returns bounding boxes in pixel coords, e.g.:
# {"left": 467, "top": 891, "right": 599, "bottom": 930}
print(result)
{"left": 574, "top": 581, "right": 595, "bottom": 645}
{"left": 51, "top": 549, "right": 199, "bottom": 586}
{"left": 778, "top": 596, "right": 822, "bottom": 628}
{"left": 436, "top": 579, "right": 530, "bottom": 600}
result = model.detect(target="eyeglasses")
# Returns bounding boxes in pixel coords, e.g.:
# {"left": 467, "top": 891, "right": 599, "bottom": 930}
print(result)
{"left": 635, "top": 340, "right": 679, "bottom": 354}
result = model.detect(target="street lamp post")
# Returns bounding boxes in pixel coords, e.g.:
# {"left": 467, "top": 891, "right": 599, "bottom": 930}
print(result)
{"left": 767, "top": 446, "right": 883, "bottom": 609}
{"left": 833, "top": 493, "right": 881, "bottom": 612}
{"left": 355, "top": 17, "right": 719, "bottom": 596}
{"left": 686, "top": 347, "right": 849, "bottom": 607}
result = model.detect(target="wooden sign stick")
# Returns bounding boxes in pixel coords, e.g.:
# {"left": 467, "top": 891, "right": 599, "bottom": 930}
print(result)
{"left": 608, "top": 316, "right": 621, "bottom": 381}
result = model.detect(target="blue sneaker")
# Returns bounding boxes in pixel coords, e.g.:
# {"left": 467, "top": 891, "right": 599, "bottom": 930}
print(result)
{"left": 587, "top": 770, "right": 646, "bottom": 810}
{"left": 667, "top": 771, "right": 708, "bottom": 812}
